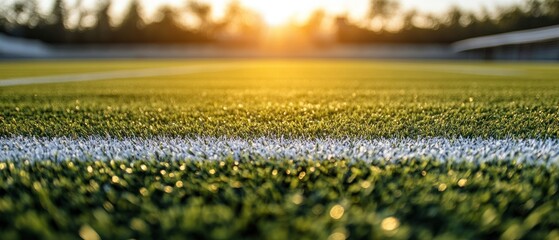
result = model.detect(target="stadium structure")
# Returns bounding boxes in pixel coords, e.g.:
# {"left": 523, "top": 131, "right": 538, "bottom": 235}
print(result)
{"left": 453, "top": 25, "right": 559, "bottom": 60}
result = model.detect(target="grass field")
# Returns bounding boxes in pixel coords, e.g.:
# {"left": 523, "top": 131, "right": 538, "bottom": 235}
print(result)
{"left": 1, "top": 60, "right": 559, "bottom": 138}
{"left": 1, "top": 60, "right": 559, "bottom": 239}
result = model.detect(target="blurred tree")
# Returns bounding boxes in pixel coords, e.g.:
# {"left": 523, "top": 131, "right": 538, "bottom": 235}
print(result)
{"left": 401, "top": 10, "right": 417, "bottom": 30}
{"left": 51, "top": 0, "right": 66, "bottom": 28}
{"left": 367, "top": 0, "right": 400, "bottom": 30}
{"left": 2, "top": 1, "right": 40, "bottom": 28}
{"left": 1, "top": 0, "right": 557, "bottom": 45}
{"left": 498, "top": 5, "right": 528, "bottom": 31}
{"left": 215, "top": 0, "right": 263, "bottom": 44}
{"left": 145, "top": 7, "right": 185, "bottom": 43}
{"left": 188, "top": 0, "right": 212, "bottom": 33}
{"left": 219, "top": 0, "right": 242, "bottom": 32}
{"left": 0, "top": 2, "right": 6, "bottom": 20}
{"left": 40, "top": 0, "right": 69, "bottom": 42}
{"left": 12, "top": 1, "right": 28, "bottom": 24}
{"left": 303, "top": 10, "right": 325, "bottom": 34}
{"left": 0, "top": 8, "right": 5, "bottom": 30}
{"left": 115, "top": 0, "right": 144, "bottom": 42}
{"left": 445, "top": 6, "right": 465, "bottom": 27}
{"left": 0, "top": 1, "right": 39, "bottom": 39}
{"left": 424, "top": 14, "right": 441, "bottom": 29}
{"left": 94, "top": 0, "right": 113, "bottom": 43}
{"left": 543, "top": 0, "right": 559, "bottom": 17}
{"left": 0, "top": 3, "right": 14, "bottom": 34}
{"left": 527, "top": 0, "right": 545, "bottom": 17}
{"left": 300, "top": 9, "right": 327, "bottom": 45}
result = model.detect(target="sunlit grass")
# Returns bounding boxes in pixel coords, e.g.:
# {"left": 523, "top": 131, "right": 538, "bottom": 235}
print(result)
{"left": 1, "top": 159, "right": 558, "bottom": 239}
{"left": 1, "top": 60, "right": 558, "bottom": 138}
{"left": 1, "top": 60, "right": 559, "bottom": 239}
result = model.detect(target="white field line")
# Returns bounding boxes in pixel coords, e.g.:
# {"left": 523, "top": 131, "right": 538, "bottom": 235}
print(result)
{"left": 1, "top": 137, "right": 558, "bottom": 163}
{"left": 0, "top": 64, "right": 237, "bottom": 87}
{"left": 423, "top": 65, "right": 525, "bottom": 76}
{"left": 379, "top": 64, "right": 525, "bottom": 76}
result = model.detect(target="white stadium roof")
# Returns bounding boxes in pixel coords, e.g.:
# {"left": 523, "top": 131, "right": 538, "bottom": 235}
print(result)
{"left": 452, "top": 25, "right": 559, "bottom": 52}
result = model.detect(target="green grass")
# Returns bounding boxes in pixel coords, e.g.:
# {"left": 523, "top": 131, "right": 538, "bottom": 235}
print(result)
{"left": 1, "top": 60, "right": 558, "bottom": 138}
{"left": 1, "top": 60, "right": 559, "bottom": 239}
{"left": 1, "top": 159, "right": 558, "bottom": 240}
{"left": 0, "top": 60, "right": 192, "bottom": 79}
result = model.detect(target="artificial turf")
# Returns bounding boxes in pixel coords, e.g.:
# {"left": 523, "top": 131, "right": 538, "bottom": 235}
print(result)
{"left": 1, "top": 159, "right": 558, "bottom": 240}
{"left": 0, "top": 60, "right": 558, "bottom": 138}
{"left": 1, "top": 60, "right": 559, "bottom": 239}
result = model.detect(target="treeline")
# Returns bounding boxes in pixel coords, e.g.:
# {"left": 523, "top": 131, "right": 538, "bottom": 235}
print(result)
{"left": 0, "top": 0, "right": 263, "bottom": 44}
{"left": 339, "top": 0, "right": 559, "bottom": 43}
{"left": 0, "top": 0, "right": 558, "bottom": 45}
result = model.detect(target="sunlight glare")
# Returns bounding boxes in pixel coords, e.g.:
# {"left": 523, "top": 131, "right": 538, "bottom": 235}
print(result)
{"left": 254, "top": 1, "right": 297, "bottom": 26}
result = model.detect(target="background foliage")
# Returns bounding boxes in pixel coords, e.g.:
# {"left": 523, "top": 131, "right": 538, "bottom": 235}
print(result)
{"left": 0, "top": 0, "right": 558, "bottom": 44}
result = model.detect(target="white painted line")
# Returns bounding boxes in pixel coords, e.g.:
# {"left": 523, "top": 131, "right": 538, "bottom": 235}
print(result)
{"left": 0, "top": 64, "right": 237, "bottom": 87}
{"left": 1, "top": 137, "right": 558, "bottom": 163}
{"left": 380, "top": 64, "right": 525, "bottom": 76}
{"left": 422, "top": 65, "right": 524, "bottom": 76}
{"left": 435, "top": 65, "right": 524, "bottom": 76}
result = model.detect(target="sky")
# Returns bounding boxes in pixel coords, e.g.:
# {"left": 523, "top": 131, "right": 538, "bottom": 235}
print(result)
{"left": 141, "top": 0, "right": 523, "bottom": 26}
{"left": 28, "top": 0, "right": 525, "bottom": 27}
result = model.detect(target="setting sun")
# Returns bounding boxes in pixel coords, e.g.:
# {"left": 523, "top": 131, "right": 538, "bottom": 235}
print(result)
{"left": 244, "top": 1, "right": 318, "bottom": 26}
{"left": 257, "top": 2, "right": 295, "bottom": 26}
